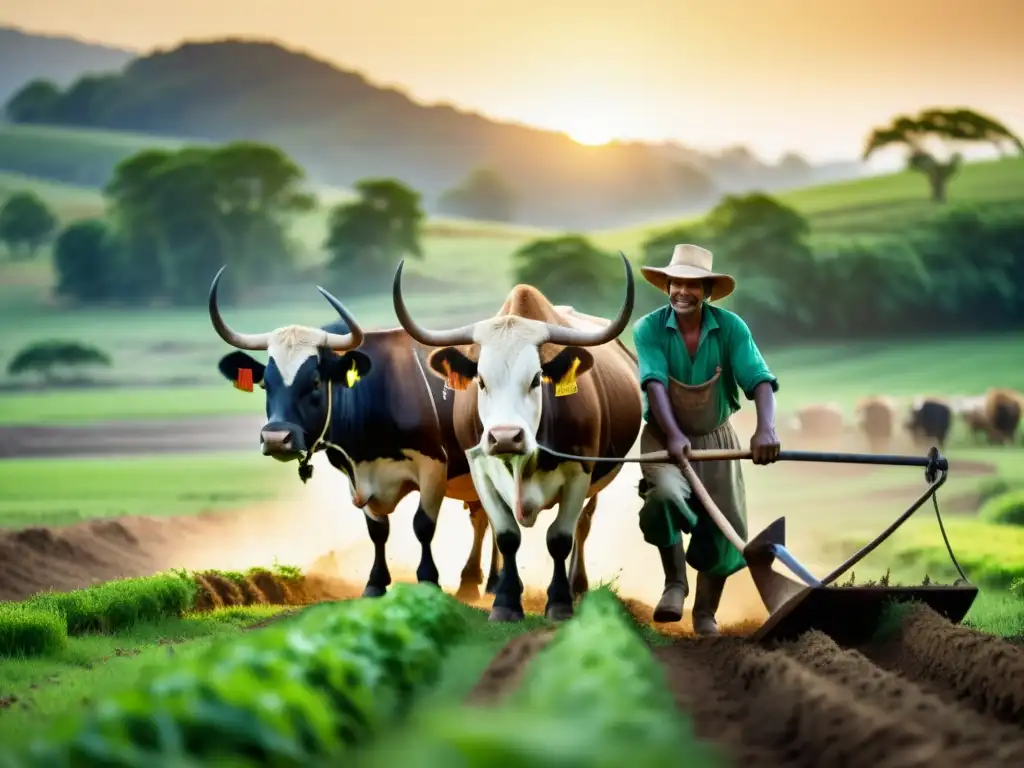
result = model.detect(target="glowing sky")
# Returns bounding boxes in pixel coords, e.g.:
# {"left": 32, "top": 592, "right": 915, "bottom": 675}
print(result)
{"left": 3, "top": 0, "right": 1022, "bottom": 163}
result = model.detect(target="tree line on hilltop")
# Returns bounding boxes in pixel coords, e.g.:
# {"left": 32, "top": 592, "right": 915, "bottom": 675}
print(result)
{"left": 1, "top": 136, "right": 1022, "bottom": 347}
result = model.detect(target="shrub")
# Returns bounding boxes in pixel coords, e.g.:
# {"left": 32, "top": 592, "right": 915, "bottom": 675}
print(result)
{"left": 0, "top": 603, "right": 68, "bottom": 658}
{"left": 978, "top": 489, "right": 1024, "bottom": 527}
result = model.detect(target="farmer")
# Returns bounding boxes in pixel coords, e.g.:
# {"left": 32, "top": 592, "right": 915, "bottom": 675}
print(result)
{"left": 632, "top": 244, "right": 781, "bottom": 634}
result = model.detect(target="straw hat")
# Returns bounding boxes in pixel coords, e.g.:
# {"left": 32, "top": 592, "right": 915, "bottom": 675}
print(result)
{"left": 640, "top": 244, "right": 736, "bottom": 302}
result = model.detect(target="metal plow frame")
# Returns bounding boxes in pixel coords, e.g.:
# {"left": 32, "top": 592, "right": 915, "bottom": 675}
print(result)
{"left": 538, "top": 443, "right": 978, "bottom": 648}
{"left": 694, "top": 446, "right": 977, "bottom": 646}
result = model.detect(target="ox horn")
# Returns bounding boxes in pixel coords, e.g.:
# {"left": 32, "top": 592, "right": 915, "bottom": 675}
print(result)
{"left": 542, "top": 251, "right": 635, "bottom": 347}
{"left": 392, "top": 260, "right": 477, "bottom": 347}
{"left": 316, "top": 285, "right": 365, "bottom": 350}
{"left": 208, "top": 265, "right": 271, "bottom": 351}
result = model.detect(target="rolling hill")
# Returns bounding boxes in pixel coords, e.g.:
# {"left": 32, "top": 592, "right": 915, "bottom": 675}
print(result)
{"left": 0, "top": 26, "right": 135, "bottom": 106}
{"left": 2, "top": 34, "right": 865, "bottom": 229}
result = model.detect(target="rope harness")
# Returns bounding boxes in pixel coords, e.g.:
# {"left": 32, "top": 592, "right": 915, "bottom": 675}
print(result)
{"left": 297, "top": 379, "right": 345, "bottom": 484}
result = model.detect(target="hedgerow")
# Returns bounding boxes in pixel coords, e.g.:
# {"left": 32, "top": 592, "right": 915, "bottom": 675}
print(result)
{"left": 26, "top": 573, "right": 198, "bottom": 635}
{"left": 357, "top": 587, "right": 725, "bottom": 767}
{"left": 0, "top": 582, "right": 464, "bottom": 767}
{"left": 0, "top": 602, "right": 68, "bottom": 657}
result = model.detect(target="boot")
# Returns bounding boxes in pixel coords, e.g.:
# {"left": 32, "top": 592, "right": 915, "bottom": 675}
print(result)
{"left": 691, "top": 572, "right": 726, "bottom": 636}
{"left": 652, "top": 542, "right": 689, "bottom": 623}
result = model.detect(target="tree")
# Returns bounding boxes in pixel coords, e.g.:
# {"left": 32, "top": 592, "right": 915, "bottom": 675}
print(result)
{"left": 7, "top": 340, "right": 112, "bottom": 385}
{"left": 52, "top": 219, "right": 122, "bottom": 302}
{"left": 324, "top": 178, "right": 424, "bottom": 290}
{"left": 4, "top": 79, "right": 62, "bottom": 123}
{"left": 512, "top": 235, "right": 624, "bottom": 314}
{"left": 0, "top": 191, "right": 58, "bottom": 259}
{"left": 437, "top": 167, "right": 517, "bottom": 222}
{"left": 704, "top": 193, "right": 817, "bottom": 335}
{"left": 863, "top": 108, "right": 1024, "bottom": 203}
{"left": 105, "top": 141, "right": 314, "bottom": 304}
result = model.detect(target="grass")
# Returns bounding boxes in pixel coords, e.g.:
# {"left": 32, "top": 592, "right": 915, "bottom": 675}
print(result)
{"left": 0, "top": 452, "right": 287, "bottom": 529}
{"left": 0, "top": 605, "right": 292, "bottom": 748}
{"left": 595, "top": 155, "right": 1024, "bottom": 251}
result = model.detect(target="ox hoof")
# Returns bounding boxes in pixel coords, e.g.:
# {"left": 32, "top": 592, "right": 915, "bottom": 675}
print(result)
{"left": 362, "top": 585, "right": 387, "bottom": 598}
{"left": 545, "top": 603, "right": 574, "bottom": 622}
{"left": 488, "top": 605, "right": 525, "bottom": 623}
{"left": 455, "top": 583, "right": 481, "bottom": 601}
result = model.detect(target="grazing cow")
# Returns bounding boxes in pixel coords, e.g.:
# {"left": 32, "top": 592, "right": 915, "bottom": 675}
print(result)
{"left": 208, "top": 266, "right": 497, "bottom": 600}
{"left": 392, "top": 254, "right": 643, "bottom": 623}
{"left": 855, "top": 396, "right": 896, "bottom": 452}
{"left": 952, "top": 390, "right": 1022, "bottom": 445}
{"left": 905, "top": 397, "right": 952, "bottom": 448}
{"left": 788, "top": 403, "right": 845, "bottom": 440}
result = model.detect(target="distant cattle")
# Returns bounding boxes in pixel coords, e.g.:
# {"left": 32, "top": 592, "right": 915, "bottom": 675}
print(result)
{"left": 393, "top": 254, "right": 642, "bottom": 623}
{"left": 788, "top": 403, "right": 845, "bottom": 440}
{"left": 957, "top": 389, "right": 1023, "bottom": 445}
{"left": 905, "top": 397, "right": 952, "bottom": 448}
{"left": 855, "top": 396, "right": 896, "bottom": 452}
{"left": 208, "top": 266, "right": 498, "bottom": 601}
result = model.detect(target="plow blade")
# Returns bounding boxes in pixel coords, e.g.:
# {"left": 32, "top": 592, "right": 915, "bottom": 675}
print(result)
{"left": 749, "top": 583, "right": 979, "bottom": 647}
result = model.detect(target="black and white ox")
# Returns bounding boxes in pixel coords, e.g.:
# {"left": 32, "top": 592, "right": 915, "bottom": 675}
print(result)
{"left": 209, "top": 266, "right": 501, "bottom": 600}
{"left": 392, "top": 254, "right": 643, "bottom": 622}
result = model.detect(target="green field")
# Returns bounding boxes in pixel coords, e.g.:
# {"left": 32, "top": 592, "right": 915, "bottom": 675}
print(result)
{"left": 0, "top": 452, "right": 286, "bottom": 529}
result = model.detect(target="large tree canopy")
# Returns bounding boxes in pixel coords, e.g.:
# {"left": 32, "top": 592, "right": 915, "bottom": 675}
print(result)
{"left": 863, "top": 108, "right": 1023, "bottom": 202}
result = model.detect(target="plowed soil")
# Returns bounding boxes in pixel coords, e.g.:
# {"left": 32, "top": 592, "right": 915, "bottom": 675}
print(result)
{"left": 648, "top": 605, "right": 1024, "bottom": 768}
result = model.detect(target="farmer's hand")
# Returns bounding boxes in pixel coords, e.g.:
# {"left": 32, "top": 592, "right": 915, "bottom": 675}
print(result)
{"left": 667, "top": 433, "right": 692, "bottom": 466}
{"left": 750, "top": 426, "right": 781, "bottom": 465}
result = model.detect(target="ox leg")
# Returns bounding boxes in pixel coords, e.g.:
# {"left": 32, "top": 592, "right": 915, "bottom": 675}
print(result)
{"left": 568, "top": 495, "right": 597, "bottom": 600}
{"left": 485, "top": 528, "right": 501, "bottom": 594}
{"left": 491, "top": 525, "right": 525, "bottom": 622}
{"left": 413, "top": 472, "right": 446, "bottom": 588}
{"left": 545, "top": 476, "right": 590, "bottom": 622}
{"left": 485, "top": 526, "right": 524, "bottom": 595}
{"left": 458, "top": 502, "right": 488, "bottom": 600}
{"left": 363, "top": 511, "right": 391, "bottom": 598}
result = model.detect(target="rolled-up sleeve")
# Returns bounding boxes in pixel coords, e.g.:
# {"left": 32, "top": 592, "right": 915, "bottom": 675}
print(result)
{"left": 727, "top": 315, "right": 779, "bottom": 399}
{"left": 633, "top": 317, "right": 669, "bottom": 391}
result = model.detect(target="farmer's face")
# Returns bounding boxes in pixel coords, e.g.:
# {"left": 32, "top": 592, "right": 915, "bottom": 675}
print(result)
{"left": 668, "top": 278, "right": 706, "bottom": 316}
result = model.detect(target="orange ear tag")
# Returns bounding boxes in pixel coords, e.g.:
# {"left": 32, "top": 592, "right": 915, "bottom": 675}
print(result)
{"left": 235, "top": 367, "right": 254, "bottom": 393}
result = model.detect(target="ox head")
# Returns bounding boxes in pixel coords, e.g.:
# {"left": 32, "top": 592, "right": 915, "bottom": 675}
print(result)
{"left": 392, "top": 253, "right": 634, "bottom": 463}
{"left": 209, "top": 266, "right": 371, "bottom": 461}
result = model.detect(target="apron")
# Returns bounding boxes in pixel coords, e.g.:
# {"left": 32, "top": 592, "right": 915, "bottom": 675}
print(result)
{"left": 637, "top": 366, "right": 748, "bottom": 577}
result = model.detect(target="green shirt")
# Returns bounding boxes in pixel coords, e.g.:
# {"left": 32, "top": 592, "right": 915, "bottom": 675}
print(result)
{"left": 632, "top": 302, "right": 779, "bottom": 426}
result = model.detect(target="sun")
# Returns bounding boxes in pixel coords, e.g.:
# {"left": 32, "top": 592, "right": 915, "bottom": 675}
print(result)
{"left": 567, "top": 125, "right": 617, "bottom": 147}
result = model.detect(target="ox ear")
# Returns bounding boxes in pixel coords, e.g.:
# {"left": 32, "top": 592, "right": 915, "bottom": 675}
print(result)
{"left": 218, "top": 352, "right": 265, "bottom": 389}
{"left": 323, "top": 350, "right": 373, "bottom": 388}
{"left": 541, "top": 347, "right": 595, "bottom": 393}
{"left": 427, "top": 347, "right": 477, "bottom": 391}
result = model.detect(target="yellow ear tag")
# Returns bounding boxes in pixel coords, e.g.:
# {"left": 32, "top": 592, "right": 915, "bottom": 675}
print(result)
{"left": 555, "top": 357, "right": 580, "bottom": 397}
{"left": 346, "top": 359, "right": 361, "bottom": 388}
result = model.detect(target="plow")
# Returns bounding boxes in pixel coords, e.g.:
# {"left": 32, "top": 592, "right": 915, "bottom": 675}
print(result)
{"left": 539, "top": 443, "right": 977, "bottom": 646}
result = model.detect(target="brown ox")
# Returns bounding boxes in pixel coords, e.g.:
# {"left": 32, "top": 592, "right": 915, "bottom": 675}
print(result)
{"left": 392, "top": 254, "right": 642, "bottom": 622}
{"left": 855, "top": 396, "right": 896, "bottom": 452}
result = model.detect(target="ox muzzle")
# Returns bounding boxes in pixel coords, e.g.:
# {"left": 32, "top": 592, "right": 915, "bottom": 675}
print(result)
{"left": 486, "top": 425, "right": 528, "bottom": 456}
{"left": 260, "top": 420, "right": 307, "bottom": 461}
